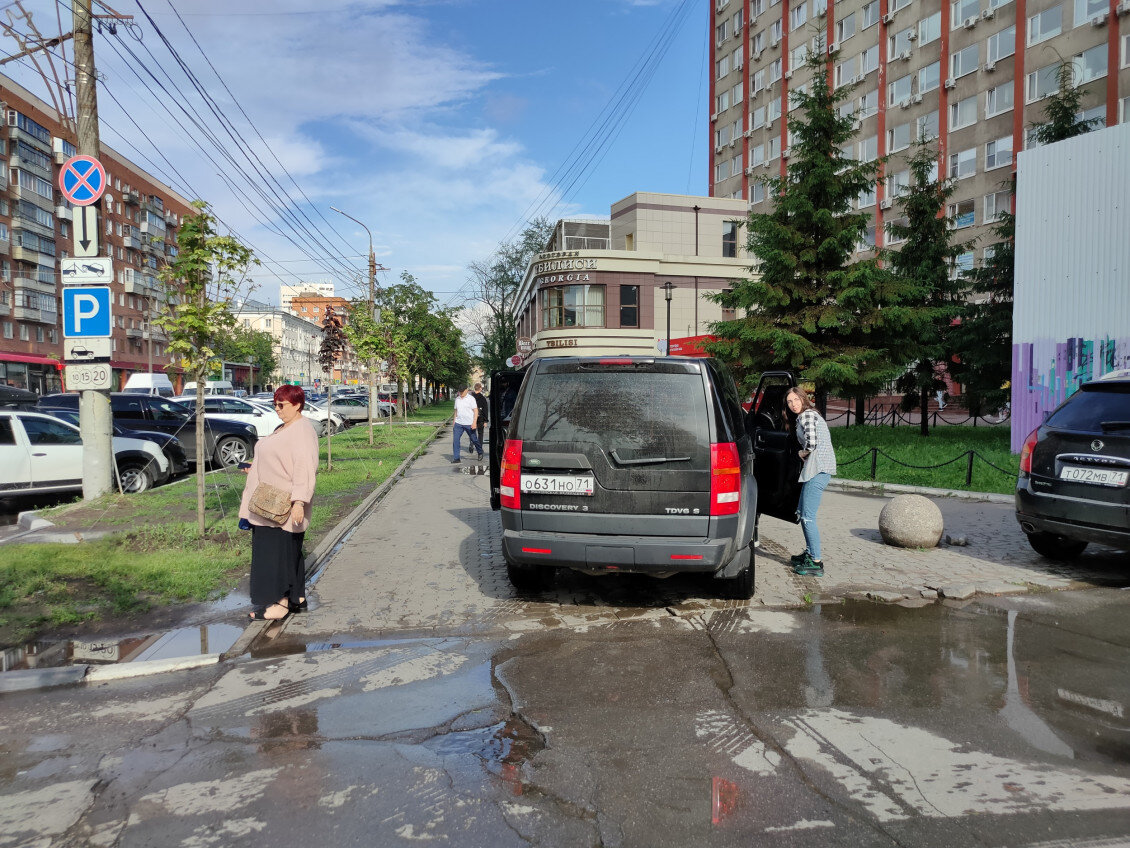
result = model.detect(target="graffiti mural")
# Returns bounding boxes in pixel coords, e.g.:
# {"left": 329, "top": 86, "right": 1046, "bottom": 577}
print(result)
{"left": 1011, "top": 336, "right": 1130, "bottom": 452}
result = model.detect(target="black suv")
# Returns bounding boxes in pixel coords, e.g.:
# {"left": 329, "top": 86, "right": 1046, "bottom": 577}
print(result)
{"left": 1016, "top": 375, "right": 1130, "bottom": 559}
{"left": 488, "top": 357, "right": 803, "bottom": 599}
{"left": 38, "top": 392, "right": 257, "bottom": 467}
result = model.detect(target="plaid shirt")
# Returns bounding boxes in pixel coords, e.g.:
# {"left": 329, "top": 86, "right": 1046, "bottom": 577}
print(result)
{"left": 796, "top": 409, "right": 837, "bottom": 482}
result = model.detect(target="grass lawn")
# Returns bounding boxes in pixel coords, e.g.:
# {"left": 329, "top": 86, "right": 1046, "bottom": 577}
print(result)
{"left": 0, "top": 405, "right": 451, "bottom": 646}
{"left": 831, "top": 425, "right": 1018, "bottom": 495}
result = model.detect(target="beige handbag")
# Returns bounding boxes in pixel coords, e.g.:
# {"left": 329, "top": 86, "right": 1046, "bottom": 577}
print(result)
{"left": 249, "top": 482, "right": 292, "bottom": 523}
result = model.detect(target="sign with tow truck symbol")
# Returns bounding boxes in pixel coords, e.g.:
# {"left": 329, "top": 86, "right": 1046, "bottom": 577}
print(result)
{"left": 61, "top": 257, "right": 114, "bottom": 285}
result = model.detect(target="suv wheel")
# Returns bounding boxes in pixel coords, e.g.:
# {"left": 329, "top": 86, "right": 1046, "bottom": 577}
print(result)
{"left": 716, "top": 551, "right": 756, "bottom": 600}
{"left": 506, "top": 560, "right": 556, "bottom": 593}
{"left": 117, "top": 461, "right": 154, "bottom": 494}
{"left": 1025, "top": 531, "right": 1088, "bottom": 561}
{"left": 214, "top": 436, "right": 252, "bottom": 467}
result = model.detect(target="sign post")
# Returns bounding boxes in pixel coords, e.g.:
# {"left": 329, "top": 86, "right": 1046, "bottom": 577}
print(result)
{"left": 59, "top": 153, "right": 113, "bottom": 497}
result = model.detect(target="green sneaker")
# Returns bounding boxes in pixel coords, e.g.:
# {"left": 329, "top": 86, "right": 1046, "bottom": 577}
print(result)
{"left": 790, "top": 551, "right": 808, "bottom": 565}
{"left": 793, "top": 554, "right": 824, "bottom": 577}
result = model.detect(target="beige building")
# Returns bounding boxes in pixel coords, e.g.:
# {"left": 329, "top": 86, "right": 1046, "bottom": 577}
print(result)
{"left": 236, "top": 302, "right": 323, "bottom": 386}
{"left": 709, "top": 0, "right": 1130, "bottom": 272}
{"left": 513, "top": 192, "right": 754, "bottom": 362}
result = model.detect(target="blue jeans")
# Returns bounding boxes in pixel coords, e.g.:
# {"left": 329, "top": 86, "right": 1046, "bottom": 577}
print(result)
{"left": 453, "top": 423, "right": 482, "bottom": 460}
{"left": 798, "top": 472, "right": 830, "bottom": 561}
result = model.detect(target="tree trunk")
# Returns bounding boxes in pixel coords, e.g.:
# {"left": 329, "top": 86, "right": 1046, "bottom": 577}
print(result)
{"left": 919, "top": 385, "right": 930, "bottom": 437}
{"left": 854, "top": 394, "right": 866, "bottom": 426}
{"left": 325, "top": 382, "right": 333, "bottom": 470}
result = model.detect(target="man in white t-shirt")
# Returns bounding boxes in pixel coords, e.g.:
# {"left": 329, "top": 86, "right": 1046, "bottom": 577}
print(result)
{"left": 452, "top": 385, "right": 483, "bottom": 463}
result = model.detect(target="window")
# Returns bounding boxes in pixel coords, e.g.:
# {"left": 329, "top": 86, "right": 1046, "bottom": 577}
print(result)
{"left": 770, "top": 58, "right": 783, "bottom": 82}
{"left": 752, "top": 0, "right": 766, "bottom": 15}
{"left": 984, "top": 189, "right": 1012, "bottom": 221}
{"left": 951, "top": 45, "right": 979, "bottom": 78}
{"left": 1072, "top": 44, "right": 1107, "bottom": 84}
{"left": 887, "top": 217, "right": 909, "bottom": 245}
{"left": 790, "top": 43, "right": 809, "bottom": 70}
{"left": 753, "top": 31, "right": 766, "bottom": 53}
{"left": 888, "top": 121, "right": 911, "bottom": 151}
{"left": 749, "top": 143, "right": 766, "bottom": 165}
{"left": 862, "top": 0, "right": 880, "bottom": 27}
{"left": 987, "top": 25, "right": 1015, "bottom": 63}
{"left": 919, "top": 61, "right": 941, "bottom": 93}
{"left": 952, "top": 0, "right": 979, "bottom": 25}
{"left": 732, "top": 45, "right": 744, "bottom": 69}
{"left": 22, "top": 417, "right": 82, "bottom": 446}
{"left": 751, "top": 182, "right": 767, "bottom": 203}
{"left": 1026, "top": 63, "right": 1059, "bottom": 102}
{"left": 731, "top": 81, "right": 743, "bottom": 102}
{"left": 837, "top": 12, "right": 856, "bottom": 41}
{"left": 948, "top": 199, "right": 976, "bottom": 228}
{"left": 985, "top": 82, "right": 1014, "bottom": 116}
{"left": 716, "top": 19, "right": 730, "bottom": 43}
{"left": 917, "top": 110, "right": 939, "bottom": 140}
{"left": 951, "top": 95, "right": 978, "bottom": 129}
{"left": 771, "top": 19, "right": 783, "bottom": 43}
{"left": 1078, "top": 104, "right": 1104, "bottom": 127}
{"left": 1027, "top": 6, "right": 1061, "bottom": 45}
{"left": 717, "top": 55, "right": 731, "bottom": 79}
{"left": 861, "top": 45, "right": 880, "bottom": 75}
{"left": 919, "top": 11, "right": 942, "bottom": 45}
{"left": 790, "top": 3, "right": 807, "bottom": 29}
{"left": 619, "top": 286, "right": 640, "bottom": 327}
{"left": 859, "top": 88, "right": 879, "bottom": 117}
{"left": 949, "top": 146, "right": 977, "bottom": 177}
{"left": 985, "top": 135, "right": 1013, "bottom": 168}
{"left": 542, "top": 285, "right": 604, "bottom": 329}
{"left": 768, "top": 98, "right": 782, "bottom": 121}
{"left": 858, "top": 185, "right": 877, "bottom": 207}
{"left": 751, "top": 105, "right": 767, "bottom": 129}
{"left": 951, "top": 251, "right": 975, "bottom": 279}
{"left": 1074, "top": 0, "right": 1106, "bottom": 26}
{"left": 889, "top": 73, "right": 912, "bottom": 104}
{"left": 753, "top": 69, "right": 766, "bottom": 93}
{"left": 715, "top": 161, "right": 731, "bottom": 182}
{"left": 788, "top": 84, "right": 808, "bottom": 111}
{"left": 891, "top": 26, "right": 915, "bottom": 55}
{"left": 859, "top": 135, "right": 879, "bottom": 161}
{"left": 2, "top": 321, "right": 11, "bottom": 339}
{"left": 1121, "top": 95, "right": 1130, "bottom": 123}
{"left": 835, "top": 59, "right": 855, "bottom": 87}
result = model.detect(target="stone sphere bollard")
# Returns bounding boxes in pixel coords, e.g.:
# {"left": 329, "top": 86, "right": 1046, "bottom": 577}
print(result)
{"left": 878, "top": 494, "right": 944, "bottom": 549}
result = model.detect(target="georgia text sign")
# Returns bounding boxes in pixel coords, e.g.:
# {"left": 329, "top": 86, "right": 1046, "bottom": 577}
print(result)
{"left": 63, "top": 286, "right": 112, "bottom": 338}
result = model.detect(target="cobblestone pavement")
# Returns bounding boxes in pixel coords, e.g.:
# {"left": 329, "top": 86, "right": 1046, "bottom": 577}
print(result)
{"left": 283, "top": 431, "right": 1129, "bottom": 646}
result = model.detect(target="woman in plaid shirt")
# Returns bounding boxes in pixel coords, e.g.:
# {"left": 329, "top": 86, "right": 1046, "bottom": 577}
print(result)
{"left": 786, "top": 387, "right": 837, "bottom": 577}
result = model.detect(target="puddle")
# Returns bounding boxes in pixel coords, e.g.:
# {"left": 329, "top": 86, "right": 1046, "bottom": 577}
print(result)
{"left": 1, "top": 622, "right": 245, "bottom": 672}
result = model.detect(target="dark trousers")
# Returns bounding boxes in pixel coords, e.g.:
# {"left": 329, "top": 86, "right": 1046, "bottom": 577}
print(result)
{"left": 250, "top": 526, "right": 305, "bottom": 607}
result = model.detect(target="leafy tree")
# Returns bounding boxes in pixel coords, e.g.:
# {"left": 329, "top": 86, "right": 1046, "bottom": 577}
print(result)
{"left": 465, "top": 219, "right": 553, "bottom": 374}
{"left": 1031, "top": 62, "right": 1103, "bottom": 146}
{"left": 154, "top": 201, "right": 256, "bottom": 536}
{"left": 705, "top": 48, "right": 917, "bottom": 412}
{"left": 950, "top": 197, "right": 1014, "bottom": 416}
{"left": 885, "top": 142, "right": 975, "bottom": 435}
{"left": 319, "top": 305, "right": 347, "bottom": 467}
{"left": 216, "top": 324, "right": 277, "bottom": 391}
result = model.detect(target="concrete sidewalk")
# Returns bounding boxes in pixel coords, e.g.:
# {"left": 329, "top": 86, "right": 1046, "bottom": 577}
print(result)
{"left": 280, "top": 426, "right": 1127, "bottom": 647}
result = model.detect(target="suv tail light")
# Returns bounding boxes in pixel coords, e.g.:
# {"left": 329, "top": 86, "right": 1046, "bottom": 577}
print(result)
{"left": 1018, "top": 428, "right": 1039, "bottom": 477}
{"left": 710, "top": 442, "right": 741, "bottom": 516}
{"left": 500, "top": 438, "right": 523, "bottom": 509}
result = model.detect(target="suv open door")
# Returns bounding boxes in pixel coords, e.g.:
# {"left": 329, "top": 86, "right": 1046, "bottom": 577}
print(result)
{"left": 488, "top": 367, "right": 528, "bottom": 510}
{"left": 748, "top": 370, "right": 803, "bottom": 523}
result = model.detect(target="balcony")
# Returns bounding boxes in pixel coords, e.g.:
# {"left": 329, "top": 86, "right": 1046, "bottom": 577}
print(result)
{"left": 122, "top": 236, "right": 139, "bottom": 249}
{"left": 12, "top": 215, "right": 55, "bottom": 241}
{"left": 56, "top": 204, "right": 71, "bottom": 219}
{"left": 123, "top": 190, "right": 141, "bottom": 205}
{"left": 11, "top": 244, "right": 55, "bottom": 264}
{"left": 12, "top": 302, "right": 57, "bottom": 325}
{"left": 0, "top": 239, "right": 9, "bottom": 255}
{"left": 144, "top": 198, "right": 164, "bottom": 216}
{"left": 7, "top": 127, "right": 51, "bottom": 153}
{"left": 15, "top": 276, "right": 57, "bottom": 295}
{"left": 10, "top": 183, "right": 54, "bottom": 211}
{"left": 126, "top": 326, "right": 146, "bottom": 339}
{"left": 9, "top": 152, "right": 51, "bottom": 179}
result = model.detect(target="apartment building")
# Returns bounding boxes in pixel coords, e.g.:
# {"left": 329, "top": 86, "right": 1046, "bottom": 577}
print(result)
{"left": 236, "top": 301, "right": 323, "bottom": 386}
{"left": 286, "top": 294, "right": 362, "bottom": 384}
{"left": 512, "top": 192, "right": 751, "bottom": 362}
{"left": 280, "top": 281, "right": 335, "bottom": 313}
{"left": 0, "top": 73, "right": 194, "bottom": 394}
{"left": 709, "top": 0, "right": 1129, "bottom": 269}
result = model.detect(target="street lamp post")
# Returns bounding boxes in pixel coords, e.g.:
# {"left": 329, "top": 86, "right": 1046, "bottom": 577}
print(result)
{"left": 331, "top": 206, "right": 382, "bottom": 443}
{"left": 662, "top": 282, "right": 676, "bottom": 356}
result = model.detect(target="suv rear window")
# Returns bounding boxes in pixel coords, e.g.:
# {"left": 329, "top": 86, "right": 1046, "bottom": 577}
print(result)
{"left": 1046, "top": 384, "right": 1130, "bottom": 432}
{"left": 516, "top": 368, "right": 709, "bottom": 464}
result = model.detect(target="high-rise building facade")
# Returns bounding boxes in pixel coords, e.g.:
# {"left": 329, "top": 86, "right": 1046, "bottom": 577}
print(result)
{"left": 0, "top": 74, "right": 194, "bottom": 395}
{"left": 709, "top": 0, "right": 1129, "bottom": 268}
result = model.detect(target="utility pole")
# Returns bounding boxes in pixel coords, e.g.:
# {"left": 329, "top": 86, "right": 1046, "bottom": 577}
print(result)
{"left": 74, "top": 0, "right": 113, "bottom": 499}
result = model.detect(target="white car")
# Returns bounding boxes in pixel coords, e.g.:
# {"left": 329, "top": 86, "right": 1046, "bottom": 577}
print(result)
{"left": 172, "top": 395, "right": 283, "bottom": 438}
{"left": 248, "top": 399, "right": 343, "bottom": 436}
{"left": 0, "top": 410, "right": 170, "bottom": 496}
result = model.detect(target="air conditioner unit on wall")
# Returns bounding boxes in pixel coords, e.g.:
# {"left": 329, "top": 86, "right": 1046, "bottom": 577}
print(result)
{"left": 711, "top": 112, "right": 720, "bottom": 121}
{"left": 746, "top": 166, "right": 757, "bottom": 175}
{"left": 882, "top": 11, "right": 896, "bottom": 24}
{"left": 899, "top": 49, "right": 912, "bottom": 60}
{"left": 907, "top": 30, "right": 917, "bottom": 39}
{"left": 1117, "top": 1, "right": 1130, "bottom": 15}
{"left": 782, "top": 147, "right": 791, "bottom": 158}
{"left": 828, "top": 41, "right": 838, "bottom": 53}
{"left": 981, "top": 7, "right": 995, "bottom": 18}
{"left": 963, "top": 16, "right": 977, "bottom": 27}
{"left": 983, "top": 61, "right": 996, "bottom": 71}
{"left": 944, "top": 78, "right": 956, "bottom": 89}
{"left": 879, "top": 198, "right": 894, "bottom": 210}
{"left": 913, "top": 93, "right": 923, "bottom": 103}
{"left": 784, "top": 69, "right": 793, "bottom": 79}
{"left": 735, "top": 60, "right": 743, "bottom": 70}
{"left": 900, "top": 98, "right": 912, "bottom": 108}
{"left": 1090, "top": 11, "right": 1108, "bottom": 24}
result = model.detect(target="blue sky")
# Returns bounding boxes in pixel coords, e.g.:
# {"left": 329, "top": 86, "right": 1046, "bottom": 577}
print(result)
{"left": 5, "top": 0, "right": 708, "bottom": 311}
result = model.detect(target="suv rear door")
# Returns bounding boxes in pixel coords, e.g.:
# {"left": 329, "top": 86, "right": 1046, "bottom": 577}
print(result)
{"left": 489, "top": 368, "right": 527, "bottom": 510}
{"left": 748, "top": 371, "right": 802, "bottom": 523}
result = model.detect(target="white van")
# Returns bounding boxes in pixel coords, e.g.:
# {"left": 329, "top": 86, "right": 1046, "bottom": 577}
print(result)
{"left": 123, "top": 373, "right": 176, "bottom": 398}
{"left": 181, "top": 380, "right": 234, "bottom": 396}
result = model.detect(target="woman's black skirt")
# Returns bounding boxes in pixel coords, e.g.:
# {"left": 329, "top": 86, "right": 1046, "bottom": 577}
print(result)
{"left": 249, "top": 525, "right": 306, "bottom": 607}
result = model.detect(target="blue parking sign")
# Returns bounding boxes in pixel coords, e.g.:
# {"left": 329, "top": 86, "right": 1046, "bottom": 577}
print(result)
{"left": 63, "top": 287, "right": 112, "bottom": 338}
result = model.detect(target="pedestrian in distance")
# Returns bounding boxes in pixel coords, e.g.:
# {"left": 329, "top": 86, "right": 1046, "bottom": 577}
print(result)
{"left": 452, "top": 385, "right": 484, "bottom": 464}
{"left": 786, "top": 387, "right": 837, "bottom": 578}
{"left": 472, "top": 381, "right": 488, "bottom": 450}
{"left": 239, "top": 384, "right": 320, "bottom": 620}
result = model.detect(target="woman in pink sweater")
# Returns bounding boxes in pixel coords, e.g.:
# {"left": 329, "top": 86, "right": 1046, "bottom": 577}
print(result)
{"left": 239, "top": 384, "right": 320, "bottom": 620}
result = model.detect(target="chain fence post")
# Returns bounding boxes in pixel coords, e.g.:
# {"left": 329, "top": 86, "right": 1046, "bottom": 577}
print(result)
{"left": 966, "top": 450, "right": 975, "bottom": 487}
{"left": 870, "top": 447, "right": 878, "bottom": 480}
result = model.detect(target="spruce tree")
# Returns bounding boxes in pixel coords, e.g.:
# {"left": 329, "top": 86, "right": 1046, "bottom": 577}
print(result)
{"left": 1031, "top": 63, "right": 1103, "bottom": 145}
{"left": 886, "top": 141, "right": 974, "bottom": 435}
{"left": 706, "top": 48, "right": 919, "bottom": 411}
